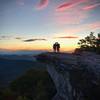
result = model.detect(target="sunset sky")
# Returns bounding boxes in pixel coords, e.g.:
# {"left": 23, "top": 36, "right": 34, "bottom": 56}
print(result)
{"left": 0, "top": 0, "right": 100, "bottom": 52}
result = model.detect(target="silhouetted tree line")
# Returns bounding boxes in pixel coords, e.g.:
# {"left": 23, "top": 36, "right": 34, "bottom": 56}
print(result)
{"left": 77, "top": 32, "right": 100, "bottom": 54}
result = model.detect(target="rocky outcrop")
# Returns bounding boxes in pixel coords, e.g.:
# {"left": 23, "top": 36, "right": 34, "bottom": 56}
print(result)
{"left": 35, "top": 52, "right": 100, "bottom": 100}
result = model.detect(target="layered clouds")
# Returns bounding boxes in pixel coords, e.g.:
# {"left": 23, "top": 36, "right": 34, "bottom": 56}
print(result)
{"left": 82, "top": 3, "right": 100, "bottom": 10}
{"left": 56, "top": 0, "right": 88, "bottom": 12}
{"left": 0, "top": 0, "right": 100, "bottom": 51}
{"left": 23, "top": 38, "right": 47, "bottom": 42}
{"left": 35, "top": 0, "right": 49, "bottom": 10}
{"left": 32, "top": 0, "right": 100, "bottom": 34}
{"left": 55, "top": 36, "right": 78, "bottom": 39}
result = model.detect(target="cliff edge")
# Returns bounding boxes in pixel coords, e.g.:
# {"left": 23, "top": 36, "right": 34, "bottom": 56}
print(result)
{"left": 35, "top": 52, "right": 100, "bottom": 100}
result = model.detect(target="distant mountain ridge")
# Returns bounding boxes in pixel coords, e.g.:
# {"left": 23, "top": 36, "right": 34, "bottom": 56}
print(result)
{"left": 0, "top": 54, "right": 46, "bottom": 89}
{"left": 0, "top": 55, "right": 36, "bottom": 61}
{"left": 0, "top": 49, "right": 46, "bottom": 55}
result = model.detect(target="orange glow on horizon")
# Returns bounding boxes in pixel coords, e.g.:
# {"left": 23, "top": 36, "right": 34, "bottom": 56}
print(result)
{"left": 0, "top": 44, "right": 77, "bottom": 53}
{"left": 0, "top": 35, "right": 78, "bottom": 53}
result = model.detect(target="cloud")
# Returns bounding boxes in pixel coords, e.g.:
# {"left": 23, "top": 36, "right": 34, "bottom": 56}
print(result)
{"left": 53, "top": 21, "right": 100, "bottom": 38}
{"left": 65, "top": 21, "right": 100, "bottom": 34}
{"left": 56, "top": 2, "right": 74, "bottom": 12}
{"left": 0, "top": 36, "right": 6, "bottom": 39}
{"left": 15, "top": 37, "right": 22, "bottom": 40}
{"left": 36, "top": 0, "right": 49, "bottom": 10}
{"left": 23, "top": 38, "right": 47, "bottom": 42}
{"left": 54, "top": 0, "right": 90, "bottom": 25}
{"left": 0, "top": 35, "right": 11, "bottom": 39}
{"left": 0, "top": 35, "right": 23, "bottom": 40}
{"left": 88, "top": 22, "right": 100, "bottom": 30}
{"left": 54, "top": 8, "right": 88, "bottom": 25}
{"left": 82, "top": 3, "right": 100, "bottom": 10}
{"left": 56, "top": 0, "right": 87, "bottom": 11}
{"left": 55, "top": 36, "right": 79, "bottom": 39}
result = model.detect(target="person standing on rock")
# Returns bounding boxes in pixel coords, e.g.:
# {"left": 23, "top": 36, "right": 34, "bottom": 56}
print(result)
{"left": 53, "top": 43, "right": 56, "bottom": 52}
{"left": 53, "top": 42, "right": 60, "bottom": 52}
{"left": 56, "top": 42, "right": 60, "bottom": 52}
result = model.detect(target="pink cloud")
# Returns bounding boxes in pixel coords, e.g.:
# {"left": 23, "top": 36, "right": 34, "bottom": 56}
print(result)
{"left": 53, "top": 22, "right": 100, "bottom": 39}
{"left": 56, "top": 0, "right": 87, "bottom": 11}
{"left": 36, "top": 0, "right": 49, "bottom": 10}
{"left": 54, "top": 0, "right": 100, "bottom": 26}
{"left": 56, "top": 2, "right": 74, "bottom": 12}
{"left": 69, "top": 22, "right": 100, "bottom": 33}
{"left": 55, "top": 36, "right": 79, "bottom": 39}
{"left": 65, "top": 22, "right": 100, "bottom": 34}
{"left": 88, "top": 22, "right": 100, "bottom": 30}
{"left": 83, "top": 3, "right": 100, "bottom": 10}
{"left": 54, "top": 8, "right": 88, "bottom": 25}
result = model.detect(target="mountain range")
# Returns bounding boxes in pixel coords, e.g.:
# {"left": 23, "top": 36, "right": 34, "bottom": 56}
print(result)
{"left": 0, "top": 53, "right": 46, "bottom": 89}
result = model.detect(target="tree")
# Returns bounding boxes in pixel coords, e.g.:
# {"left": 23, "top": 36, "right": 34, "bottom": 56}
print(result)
{"left": 77, "top": 32, "right": 100, "bottom": 53}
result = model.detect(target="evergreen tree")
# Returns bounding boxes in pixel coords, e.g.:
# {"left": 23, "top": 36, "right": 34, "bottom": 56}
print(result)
{"left": 77, "top": 32, "right": 100, "bottom": 53}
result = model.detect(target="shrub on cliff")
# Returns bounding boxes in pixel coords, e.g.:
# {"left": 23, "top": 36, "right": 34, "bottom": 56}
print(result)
{"left": 77, "top": 32, "right": 100, "bottom": 54}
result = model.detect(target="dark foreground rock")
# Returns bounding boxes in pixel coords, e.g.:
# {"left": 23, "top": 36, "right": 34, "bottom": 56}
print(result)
{"left": 36, "top": 52, "right": 100, "bottom": 100}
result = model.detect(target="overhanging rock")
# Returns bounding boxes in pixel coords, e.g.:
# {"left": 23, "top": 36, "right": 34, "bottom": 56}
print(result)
{"left": 35, "top": 52, "right": 100, "bottom": 100}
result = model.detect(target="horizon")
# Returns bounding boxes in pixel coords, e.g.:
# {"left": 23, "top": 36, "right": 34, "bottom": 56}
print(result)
{"left": 0, "top": 0, "right": 100, "bottom": 52}
{"left": 0, "top": 48, "right": 74, "bottom": 54}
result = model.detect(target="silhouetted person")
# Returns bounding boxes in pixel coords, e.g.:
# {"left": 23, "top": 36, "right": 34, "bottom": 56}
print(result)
{"left": 53, "top": 42, "right": 60, "bottom": 52}
{"left": 56, "top": 42, "right": 60, "bottom": 52}
{"left": 53, "top": 43, "right": 56, "bottom": 52}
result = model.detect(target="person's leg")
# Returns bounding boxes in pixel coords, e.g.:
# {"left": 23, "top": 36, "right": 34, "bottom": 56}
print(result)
{"left": 57, "top": 47, "right": 59, "bottom": 52}
{"left": 56, "top": 46, "right": 58, "bottom": 52}
{"left": 58, "top": 48, "right": 59, "bottom": 52}
{"left": 54, "top": 48, "right": 56, "bottom": 52}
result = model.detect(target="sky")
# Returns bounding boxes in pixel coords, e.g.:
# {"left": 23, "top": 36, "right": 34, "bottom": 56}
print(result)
{"left": 0, "top": 0, "right": 100, "bottom": 52}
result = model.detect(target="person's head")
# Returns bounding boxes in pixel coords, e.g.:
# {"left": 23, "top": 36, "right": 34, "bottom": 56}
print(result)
{"left": 55, "top": 42, "right": 58, "bottom": 44}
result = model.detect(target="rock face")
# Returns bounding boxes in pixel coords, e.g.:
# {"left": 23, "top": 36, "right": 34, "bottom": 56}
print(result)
{"left": 35, "top": 52, "right": 100, "bottom": 100}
